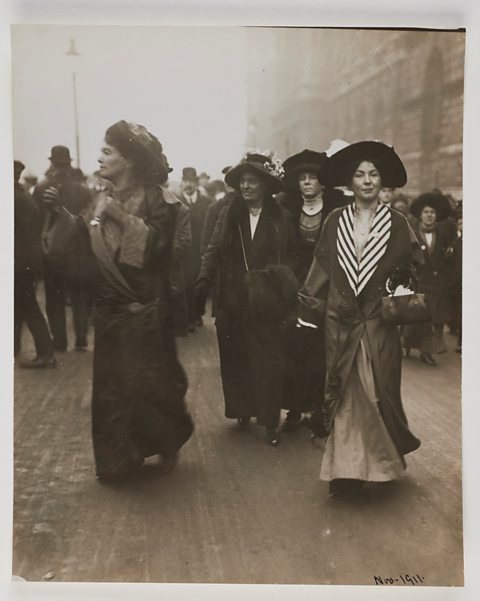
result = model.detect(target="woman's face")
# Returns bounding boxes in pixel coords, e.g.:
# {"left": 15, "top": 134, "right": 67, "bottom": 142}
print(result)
{"left": 98, "top": 142, "right": 131, "bottom": 182}
{"left": 420, "top": 205, "right": 437, "bottom": 226}
{"left": 298, "top": 172, "right": 324, "bottom": 199}
{"left": 349, "top": 161, "right": 382, "bottom": 203}
{"left": 239, "top": 170, "right": 266, "bottom": 204}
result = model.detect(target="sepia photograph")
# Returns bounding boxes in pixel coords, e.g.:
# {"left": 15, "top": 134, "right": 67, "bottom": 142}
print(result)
{"left": 3, "top": 6, "right": 476, "bottom": 598}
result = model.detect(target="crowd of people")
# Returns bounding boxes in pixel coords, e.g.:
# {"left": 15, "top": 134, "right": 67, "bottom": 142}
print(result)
{"left": 14, "top": 123, "right": 462, "bottom": 498}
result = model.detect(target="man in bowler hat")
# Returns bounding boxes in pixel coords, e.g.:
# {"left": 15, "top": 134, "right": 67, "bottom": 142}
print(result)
{"left": 178, "top": 167, "right": 212, "bottom": 331}
{"left": 32, "top": 146, "right": 92, "bottom": 351}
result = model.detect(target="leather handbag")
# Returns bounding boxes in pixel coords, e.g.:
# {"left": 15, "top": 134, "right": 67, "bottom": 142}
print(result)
{"left": 381, "top": 266, "right": 431, "bottom": 325}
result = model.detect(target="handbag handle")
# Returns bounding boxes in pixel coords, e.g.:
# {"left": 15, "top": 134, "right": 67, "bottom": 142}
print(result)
{"left": 237, "top": 220, "right": 282, "bottom": 273}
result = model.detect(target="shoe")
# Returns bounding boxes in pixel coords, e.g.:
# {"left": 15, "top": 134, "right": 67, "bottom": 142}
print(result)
{"left": 195, "top": 318, "right": 204, "bottom": 327}
{"left": 237, "top": 416, "right": 251, "bottom": 427}
{"left": 420, "top": 353, "right": 437, "bottom": 366}
{"left": 20, "top": 356, "right": 57, "bottom": 369}
{"left": 188, "top": 324, "right": 196, "bottom": 333}
{"left": 403, "top": 346, "right": 411, "bottom": 358}
{"left": 265, "top": 428, "right": 281, "bottom": 446}
{"left": 53, "top": 343, "right": 67, "bottom": 352}
{"left": 75, "top": 337, "right": 88, "bottom": 351}
{"left": 156, "top": 452, "right": 178, "bottom": 476}
{"left": 281, "top": 411, "right": 302, "bottom": 432}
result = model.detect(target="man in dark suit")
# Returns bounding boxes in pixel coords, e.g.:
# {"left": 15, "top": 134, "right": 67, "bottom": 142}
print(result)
{"left": 14, "top": 160, "right": 56, "bottom": 368}
{"left": 178, "top": 167, "right": 212, "bottom": 331}
{"left": 32, "top": 146, "right": 92, "bottom": 351}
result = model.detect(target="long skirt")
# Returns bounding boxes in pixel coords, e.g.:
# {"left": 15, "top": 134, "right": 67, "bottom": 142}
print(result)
{"left": 215, "top": 309, "right": 287, "bottom": 429}
{"left": 320, "top": 335, "right": 405, "bottom": 482}
{"left": 283, "top": 324, "right": 325, "bottom": 414}
{"left": 91, "top": 302, "right": 194, "bottom": 478}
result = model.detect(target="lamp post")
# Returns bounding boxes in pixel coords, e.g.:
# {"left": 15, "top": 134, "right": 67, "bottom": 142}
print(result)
{"left": 66, "top": 38, "right": 81, "bottom": 168}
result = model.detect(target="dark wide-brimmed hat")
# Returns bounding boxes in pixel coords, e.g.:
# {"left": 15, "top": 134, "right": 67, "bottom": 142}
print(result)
{"left": 282, "top": 149, "right": 328, "bottom": 191}
{"left": 49, "top": 145, "right": 72, "bottom": 165}
{"left": 410, "top": 192, "right": 453, "bottom": 222}
{"left": 182, "top": 167, "right": 198, "bottom": 182}
{"left": 221, "top": 165, "right": 232, "bottom": 176}
{"left": 225, "top": 152, "right": 284, "bottom": 195}
{"left": 326, "top": 141, "right": 407, "bottom": 188}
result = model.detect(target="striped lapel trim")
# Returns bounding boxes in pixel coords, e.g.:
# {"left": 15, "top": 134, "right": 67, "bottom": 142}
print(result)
{"left": 336, "top": 202, "right": 392, "bottom": 296}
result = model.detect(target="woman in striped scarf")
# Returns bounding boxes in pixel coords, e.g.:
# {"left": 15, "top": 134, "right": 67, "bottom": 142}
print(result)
{"left": 298, "top": 141, "right": 422, "bottom": 499}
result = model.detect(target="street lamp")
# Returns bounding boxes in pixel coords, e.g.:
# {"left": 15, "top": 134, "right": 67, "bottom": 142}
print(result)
{"left": 65, "top": 38, "right": 81, "bottom": 168}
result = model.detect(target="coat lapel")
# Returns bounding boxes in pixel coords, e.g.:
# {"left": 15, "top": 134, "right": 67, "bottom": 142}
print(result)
{"left": 336, "top": 202, "right": 392, "bottom": 297}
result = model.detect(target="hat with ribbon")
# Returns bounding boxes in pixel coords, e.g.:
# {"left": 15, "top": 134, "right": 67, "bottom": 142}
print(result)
{"left": 325, "top": 140, "right": 407, "bottom": 188}
{"left": 225, "top": 151, "right": 285, "bottom": 195}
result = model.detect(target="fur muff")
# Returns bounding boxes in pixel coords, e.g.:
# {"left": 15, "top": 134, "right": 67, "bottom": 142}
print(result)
{"left": 244, "top": 264, "right": 298, "bottom": 324}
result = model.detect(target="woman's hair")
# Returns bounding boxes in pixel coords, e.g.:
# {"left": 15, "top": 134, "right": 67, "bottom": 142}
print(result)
{"left": 345, "top": 157, "right": 385, "bottom": 185}
{"left": 105, "top": 121, "right": 171, "bottom": 185}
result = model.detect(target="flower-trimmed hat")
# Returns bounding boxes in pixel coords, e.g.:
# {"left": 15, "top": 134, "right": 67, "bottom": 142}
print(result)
{"left": 225, "top": 151, "right": 285, "bottom": 195}
{"left": 410, "top": 192, "right": 452, "bottom": 222}
{"left": 282, "top": 149, "right": 328, "bottom": 191}
{"left": 325, "top": 140, "right": 407, "bottom": 188}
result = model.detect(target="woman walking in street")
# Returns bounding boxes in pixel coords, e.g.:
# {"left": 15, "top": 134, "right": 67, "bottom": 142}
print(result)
{"left": 280, "top": 149, "right": 346, "bottom": 432}
{"left": 298, "top": 141, "right": 421, "bottom": 498}
{"left": 402, "top": 192, "right": 454, "bottom": 365}
{"left": 195, "top": 152, "right": 299, "bottom": 446}
{"left": 46, "top": 121, "right": 194, "bottom": 481}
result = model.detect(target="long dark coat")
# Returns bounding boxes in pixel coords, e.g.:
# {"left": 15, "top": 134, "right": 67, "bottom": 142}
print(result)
{"left": 298, "top": 206, "right": 421, "bottom": 457}
{"left": 280, "top": 188, "right": 347, "bottom": 414}
{"left": 83, "top": 184, "right": 194, "bottom": 478}
{"left": 198, "top": 193, "right": 299, "bottom": 427}
{"left": 178, "top": 191, "right": 213, "bottom": 293}
{"left": 170, "top": 198, "right": 192, "bottom": 337}
{"left": 412, "top": 222, "right": 453, "bottom": 325}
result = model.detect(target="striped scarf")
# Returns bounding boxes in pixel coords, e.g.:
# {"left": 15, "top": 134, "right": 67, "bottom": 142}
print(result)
{"left": 337, "top": 202, "right": 392, "bottom": 296}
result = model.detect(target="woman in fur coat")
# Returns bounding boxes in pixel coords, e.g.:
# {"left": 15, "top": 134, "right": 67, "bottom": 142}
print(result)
{"left": 195, "top": 152, "right": 299, "bottom": 446}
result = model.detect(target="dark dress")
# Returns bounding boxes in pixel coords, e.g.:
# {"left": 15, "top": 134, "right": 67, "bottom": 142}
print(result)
{"left": 198, "top": 193, "right": 299, "bottom": 429}
{"left": 281, "top": 189, "right": 347, "bottom": 417}
{"left": 85, "top": 184, "right": 194, "bottom": 478}
{"left": 299, "top": 203, "right": 421, "bottom": 481}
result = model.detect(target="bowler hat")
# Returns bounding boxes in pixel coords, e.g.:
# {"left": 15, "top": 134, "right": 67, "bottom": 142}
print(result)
{"left": 410, "top": 192, "right": 452, "bottom": 222}
{"left": 49, "top": 145, "right": 72, "bottom": 165}
{"left": 326, "top": 141, "right": 407, "bottom": 188}
{"left": 182, "top": 167, "right": 198, "bottom": 182}
{"left": 225, "top": 153, "right": 284, "bottom": 195}
{"left": 283, "top": 149, "right": 328, "bottom": 191}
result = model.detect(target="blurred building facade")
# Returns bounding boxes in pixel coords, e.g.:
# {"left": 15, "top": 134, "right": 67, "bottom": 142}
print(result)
{"left": 246, "top": 28, "right": 465, "bottom": 198}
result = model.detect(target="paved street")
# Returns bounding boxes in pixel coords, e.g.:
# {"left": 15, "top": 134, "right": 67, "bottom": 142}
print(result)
{"left": 13, "top": 308, "right": 463, "bottom": 586}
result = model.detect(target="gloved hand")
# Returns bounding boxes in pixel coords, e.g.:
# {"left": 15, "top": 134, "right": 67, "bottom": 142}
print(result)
{"left": 193, "top": 278, "right": 209, "bottom": 316}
